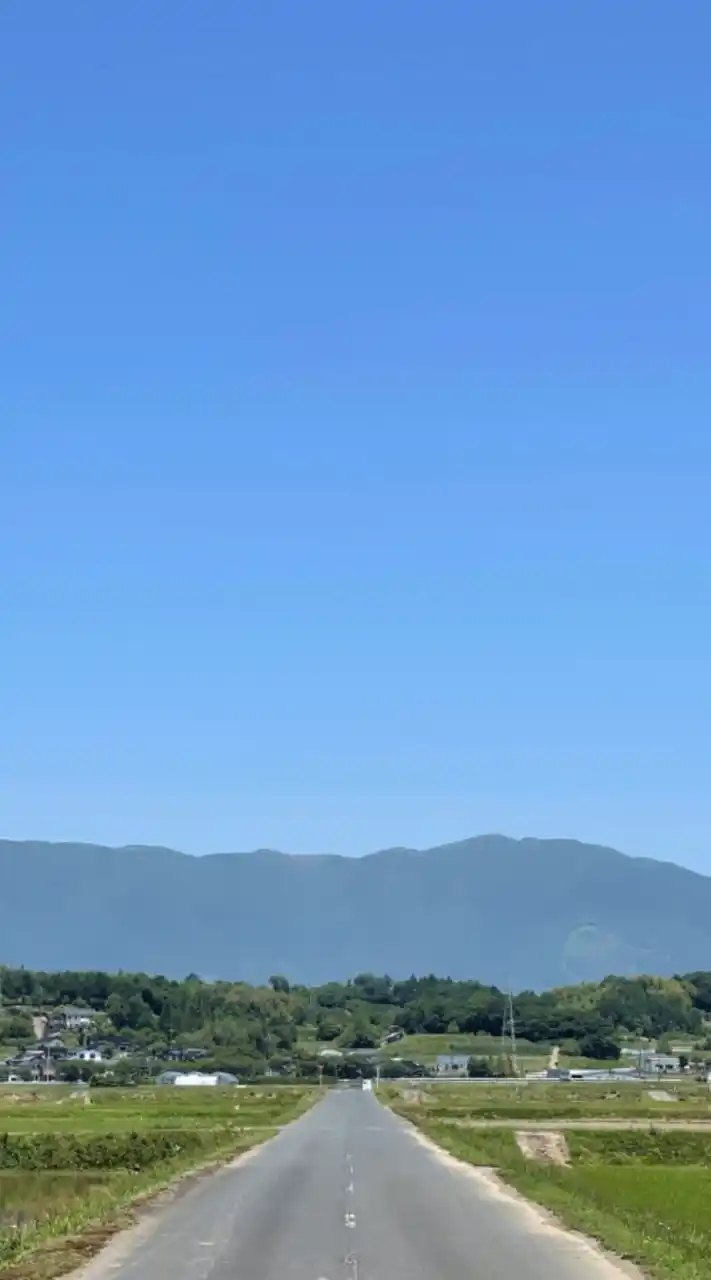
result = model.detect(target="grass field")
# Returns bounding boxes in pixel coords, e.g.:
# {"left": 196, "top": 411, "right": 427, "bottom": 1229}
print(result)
{"left": 0, "top": 1084, "right": 312, "bottom": 1133}
{"left": 380, "top": 1033, "right": 629, "bottom": 1073}
{"left": 509, "top": 1162, "right": 711, "bottom": 1278}
{"left": 0, "top": 1085, "right": 316, "bottom": 1277}
{"left": 379, "top": 1032, "right": 541, "bottom": 1059}
{"left": 1, "top": 1171, "right": 114, "bottom": 1229}
{"left": 385, "top": 1079, "right": 711, "bottom": 1121}
{"left": 385, "top": 1083, "right": 711, "bottom": 1279}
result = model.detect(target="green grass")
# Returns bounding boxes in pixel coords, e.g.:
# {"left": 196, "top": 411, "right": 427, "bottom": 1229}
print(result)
{"left": 404, "top": 1116, "right": 523, "bottom": 1166}
{"left": 0, "top": 1086, "right": 316, "bottom": 1277}
{"left": 509, "top": 1165, "right": 711, "bottom": 1279}
{"left": 380, "top": 1033, "right": 543, "bottom": 1060}
{"left": 0, "top": 1085, "right": 313, "bottom": 1133}
{"left": 0, "top": 1172, "right": 113, "bottom": 1233}
{"left": 388, "top": 1096, "right": 711, "bottom": 1279}
{"left": 384, "top": 1080, "right": 711, "bottom": 1121}
{"left": 380, "top": 1032, "right": 607, "bottom": 1065}
{"left": 567, "top": 1129, "right": 711, "bottom": 1165}
{"left": 0, "top": 1129, "right": 243, "bottom": 1170}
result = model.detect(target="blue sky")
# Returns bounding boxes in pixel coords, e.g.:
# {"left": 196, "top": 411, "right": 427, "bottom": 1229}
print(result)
{"left": 2, "top": 1, "right": 710, "bottom": 869}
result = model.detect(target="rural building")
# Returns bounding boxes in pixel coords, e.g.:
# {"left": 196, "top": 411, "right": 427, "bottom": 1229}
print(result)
{"left": 638, "top": 1052, "right": 680, "bottom": 1074}
{"left": 87, "top": 1035, "right": 133, "bottom": 1057}
{"left": 435, "top": 1053, "right": 470, "bottom": 1077}
{"left": 52, "top": 1007, "right": 95, "bottom": 1032}
{"left": 164, "top": 1047, "right": 210, "bottom": 1062}
{"left": 29, "top": 1060, "right": 57, "bottom": 1082}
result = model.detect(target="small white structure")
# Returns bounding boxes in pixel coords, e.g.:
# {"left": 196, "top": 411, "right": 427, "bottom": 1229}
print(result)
{"left": 435, "top": 1054, "right": 469, "bottom": 1077}
{"left": 175, "top": 1072, "right": 218, "bottom": 1087}
{"left": 156, "top": 1070, "right": 237, "bottom": 1087}
{"left": 72, "top": 1049, "right": 103, "bottom": 1063}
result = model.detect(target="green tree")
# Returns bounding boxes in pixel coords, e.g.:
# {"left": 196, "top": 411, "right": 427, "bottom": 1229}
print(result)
{"left": 0, "top": 1012, "right": 34, "bottom": 1043}
{"left": 316, "top": 1012, "right": 346, "bottom": 1042}
{"left": 467, "top": 1056, "right": 495, "bottom": 1078}
{"left": 341, "top": 1018, "right": 378, "bottom": 1049}
{"left": 579, "top": 1032, "right": 621, "bottom": 1061}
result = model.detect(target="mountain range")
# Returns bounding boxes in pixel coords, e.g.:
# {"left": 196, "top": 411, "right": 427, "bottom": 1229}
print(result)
{"left": 2, "top": 836, "right": 710, "bottom": 989}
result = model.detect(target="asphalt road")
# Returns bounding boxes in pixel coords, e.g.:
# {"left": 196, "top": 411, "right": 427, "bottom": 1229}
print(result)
{"left": 79, "top": 1088, "right": 641, "bottom": 1280}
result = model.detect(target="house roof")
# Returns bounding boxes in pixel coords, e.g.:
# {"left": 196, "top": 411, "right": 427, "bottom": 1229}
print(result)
{"left": 436, "top": 1054, "right": 470, "bottom": 1066}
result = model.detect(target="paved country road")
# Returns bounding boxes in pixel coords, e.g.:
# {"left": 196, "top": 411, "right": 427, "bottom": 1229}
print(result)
{"left": 75, "top": 1089, "right": 643, "bottom": 1280}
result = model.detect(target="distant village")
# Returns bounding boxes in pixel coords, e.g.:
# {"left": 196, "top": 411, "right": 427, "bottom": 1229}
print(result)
{"left": 2, "top": 1004, "right": 705, "bottom": 1089}
{"left": 1, "top": 1006, "right": 211, "bottom": 1084}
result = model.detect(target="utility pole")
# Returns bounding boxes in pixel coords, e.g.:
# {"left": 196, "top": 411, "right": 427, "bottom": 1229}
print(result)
{"left": 501, "top": 985, "right": 519, "bottom": 1078}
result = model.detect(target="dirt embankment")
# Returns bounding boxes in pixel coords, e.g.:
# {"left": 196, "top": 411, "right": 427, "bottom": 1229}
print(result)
{"left": 515, "top": 1130, "right": 570, "bottom": 1164}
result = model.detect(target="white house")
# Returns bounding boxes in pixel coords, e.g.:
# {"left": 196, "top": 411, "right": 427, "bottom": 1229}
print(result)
{"left": 59, "top": 1007, "right": 95, "bottom": 1031}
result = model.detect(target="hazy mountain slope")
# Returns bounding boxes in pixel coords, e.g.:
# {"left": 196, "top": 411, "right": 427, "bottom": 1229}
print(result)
{"left": 2, "top": 836, "right": 710, "bottom": 987}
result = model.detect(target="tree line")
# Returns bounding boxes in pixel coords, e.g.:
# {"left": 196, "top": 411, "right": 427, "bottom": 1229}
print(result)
{"left": 1, "top": 966, "right": 710, "bottom": 1081}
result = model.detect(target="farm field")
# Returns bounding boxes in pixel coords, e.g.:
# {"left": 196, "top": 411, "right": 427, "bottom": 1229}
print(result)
{"left": 379, "top": 1032, "right": 638, "bottom": 1072}
{"left": 0, "top": 1085, "right": 316, "bottom": 1277}
{"left": 0, "top": 1083, "right": 312, "bottom": 1133}
{"left": 385, "top": 1079, "right": 711, "bottom": 1122}
{"left": 380, "top": 1031, "right": 565, "bottom": 1066}
{"left": 385, "top": 1083, "right": 711, "bottom": 1279}
{"left": 379, "top": 1032, "right": 542, "bottom": 1058}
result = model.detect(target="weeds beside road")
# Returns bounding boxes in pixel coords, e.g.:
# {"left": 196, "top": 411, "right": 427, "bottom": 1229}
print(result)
{"left": 384, "top": 1082, "right": 711, "bottom": 1279}
{"left": 0, "top": 1085, "right": 316, "bottom": 1278}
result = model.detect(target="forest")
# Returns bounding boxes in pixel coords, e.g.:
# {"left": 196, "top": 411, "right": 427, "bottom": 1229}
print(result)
{"left": 1, "top": 966, "right": 710, "bottom": 1081}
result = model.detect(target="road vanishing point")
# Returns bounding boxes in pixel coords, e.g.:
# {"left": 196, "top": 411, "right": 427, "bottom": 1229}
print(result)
{"left": 77, "top": 1089, "right": 641, "bottom": 1280}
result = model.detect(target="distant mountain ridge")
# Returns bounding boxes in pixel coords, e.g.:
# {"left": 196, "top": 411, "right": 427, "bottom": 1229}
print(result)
{"left": 1, "top": 835, "right": 710, "bottom": 988}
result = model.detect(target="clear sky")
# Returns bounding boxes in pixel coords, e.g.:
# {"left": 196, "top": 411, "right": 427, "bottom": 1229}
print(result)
{"left": 2, "top": 1, "right": 710, "bottom": 870}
